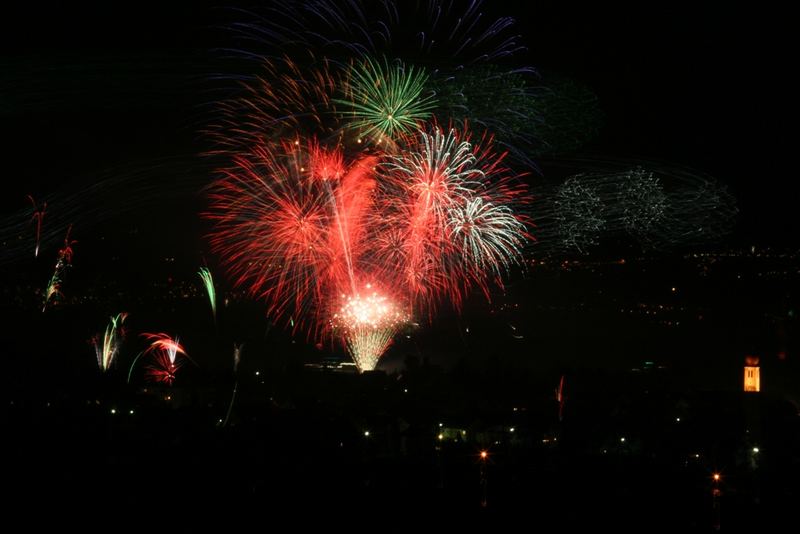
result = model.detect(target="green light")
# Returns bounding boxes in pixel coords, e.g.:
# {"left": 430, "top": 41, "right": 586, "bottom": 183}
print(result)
{"left": 198, "top": 267, "right": 216, "bottom": 321}
{"left": 337, "top": 57, "right": 435, "bottom": 141}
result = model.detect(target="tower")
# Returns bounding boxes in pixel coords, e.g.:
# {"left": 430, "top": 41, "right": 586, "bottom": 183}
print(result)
{"left": 744, "top": 356, "right": 760, "bottom": 392}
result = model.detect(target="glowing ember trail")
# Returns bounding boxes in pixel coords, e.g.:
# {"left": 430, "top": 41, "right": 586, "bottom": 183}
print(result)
{"left": 198, "top": 267, "right": 216, "bottom": 322}
{"left": 43, "top": 225, "right": 76, "bottom": 312}
{"left": 94, "top": 312, "right": 128, "bottom": 372}
{"left": 27, "top": 195, "right": 46, "bottom": 258}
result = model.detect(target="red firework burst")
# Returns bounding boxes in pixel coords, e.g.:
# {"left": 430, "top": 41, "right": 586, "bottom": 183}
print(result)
{"left": 142, "top": 333, "right": 187, "bottom": 386}
{"left": 207, "top": 124, "right": 530, "bottom": 336}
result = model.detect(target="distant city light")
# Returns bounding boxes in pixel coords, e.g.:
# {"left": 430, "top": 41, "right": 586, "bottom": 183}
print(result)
{"left": 509, "top": 427, "right": 515, "bottom": 433}
{"left": 438, "top": 434, "right": 444, "bottom": 440}
{"left": 713, "top": 473, "right": 721, "bottom": 481}
{"left": 255, "top": 371, "right": 260, "bottom": 376}
{"left": 110, "top": 408, "right": 116, "bottom": 414}
{"left": 752, "top": 447, "right": 760, "bottom": 453}
{"left": 620, "top": 437, "right": 626, "bottom": 443}
{"left": 129, "top": 410, "right": 134, "bottom": 415}
{"left": 676, "top": 417, "right": 681, "bottom": 422}
{"left": 480, "top": 451, "right": 488, "bottom": 460}
{"left": 364, "top": 430, "right": 370, "bottom": 437}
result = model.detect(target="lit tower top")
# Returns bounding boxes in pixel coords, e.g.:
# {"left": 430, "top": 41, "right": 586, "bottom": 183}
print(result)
{"left": 744, "top": 356, "right": 760, "bottom": 393}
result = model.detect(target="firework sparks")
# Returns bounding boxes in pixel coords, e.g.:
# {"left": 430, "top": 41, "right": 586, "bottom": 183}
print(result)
{"left": 556, "top": 374, "right": 566, "bottom": 421}
{"left": 208, "top": 125, "right": 530, "bottom": 370}
{"left": 528, "top": 162, "right": 737, "bottom": 255}
{"left": 377, "top": 125, "right": 530, "bottom": 312}
{"left": 554, "top": 176, "right": 606, "bottom": 253}
{"left": 198, "top": 267, "right": 217, "bottom": 322}
{"left": 43, "top": 225, "right": 76, "bottom": 312}
{"left": 206, "top": 6, "right": 535, "bottom": 369}
{"left": 222, "top": 343, "right": 244, "bottom": 428}
{"left": 337, "top": 57, "right": 435, "bottom": 143}
{"left": 27, "top": 195, "right": 46, "bottom": 258}
{"left": 232, "top": 342, "right": 243, "bottom": 374}
{"left": 142, "top": 333, "right": 188, "bottom": 385}
{"left": 93, "top": 312, "right": 128, "bottom": 372}
{"left": 331, "top": 285, "right": 409, "bottom": 372}
{"left": 448, "top": 197, "right": 527, "bottom": 276}
{"left": 207, "top": 141, "right": 379, "bottom": 333}
{"left": 619, "top": 169, "right": 667, "bottom": 239}
{"left": 207, "top": 57, "right": 340, "bottom": 157}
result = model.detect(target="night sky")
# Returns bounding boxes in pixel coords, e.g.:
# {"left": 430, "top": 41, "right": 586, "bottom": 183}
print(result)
{"left": 2, "top": 2, "right": 798, "bottom": 529}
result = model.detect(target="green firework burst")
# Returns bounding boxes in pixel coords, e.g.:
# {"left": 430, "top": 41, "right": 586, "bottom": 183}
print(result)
{"left": 338, "top": 57, "right": 435, "bottom": 142}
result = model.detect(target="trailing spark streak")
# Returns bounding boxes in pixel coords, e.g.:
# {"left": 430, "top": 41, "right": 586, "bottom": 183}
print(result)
{"left": 28, "top": 195, "right": 46, "bottom": 258}
{"left": 198, "top": 267, "right": 217, "bottom": 321}
{"left": 43, "top": 225, "right": 76, "bottom": 312}
{"left": 94, "top": 312, "right": 128, "bottom": 372}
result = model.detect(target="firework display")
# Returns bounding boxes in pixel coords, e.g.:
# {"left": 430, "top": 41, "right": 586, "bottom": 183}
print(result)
{"left": 0, "top": 1, "right": 741, "bottom": 385}
{"left": 2, "top": 3, "right": 777, "bottom": 522}
{"left": 27, "top": 195, "right": 46, "bottom": 258}
{"left": 198, "top": 267, "right": 217, "bottom": 322}
{"left": 205, "top": 2, "right": 539, "bottom": 369}
{"left": 331, "top": 285, "right": 409, "bottom": 372}
{"left": 142, "top": 333, "right": 188, "bottom": 385}
{"left": 94, "top": 312, "right": 128, "bottom": 372}
{"left": 553, "top": 176, "right": 606, "bottom": 254}
{"left": 531, "top": 165, "right": 738, "bottom": 255}
{"left": 337, "top": 57, "right": 436, "bottom": 143}
{"left": 212, "top": 2, "right": 528, "bottom": 167}
{"left": 42, "top": 226, "right": 76, "bottom": 312}
{"left": 207, "top": 124, "right": 531, "bottom": 369}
